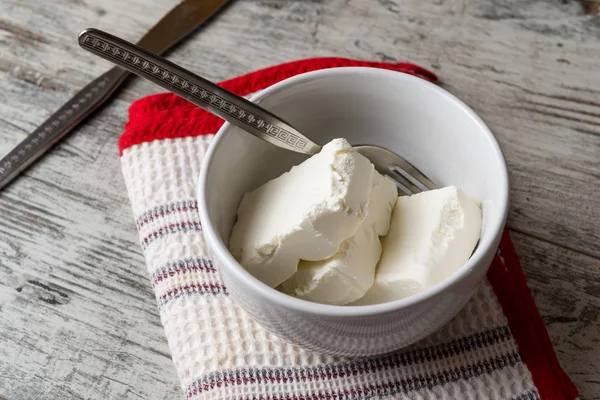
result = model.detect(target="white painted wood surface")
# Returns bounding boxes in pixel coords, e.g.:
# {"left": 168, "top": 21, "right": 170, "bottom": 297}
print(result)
{"left": 1, "top": 0, "right": 599, "bottom": 398}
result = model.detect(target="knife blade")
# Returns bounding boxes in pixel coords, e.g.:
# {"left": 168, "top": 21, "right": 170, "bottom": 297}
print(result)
{"left": 0, "top": 0, "right": 231, "bottom": 191}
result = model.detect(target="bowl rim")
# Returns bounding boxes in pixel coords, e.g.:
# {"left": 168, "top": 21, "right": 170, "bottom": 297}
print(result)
{"left": 198, "top": 66, "right": 510, "bottom": 317}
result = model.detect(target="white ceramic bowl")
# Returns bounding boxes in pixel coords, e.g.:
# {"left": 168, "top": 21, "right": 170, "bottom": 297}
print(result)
{"left": 198, "top": 67, "right": 509, "bottom": 357}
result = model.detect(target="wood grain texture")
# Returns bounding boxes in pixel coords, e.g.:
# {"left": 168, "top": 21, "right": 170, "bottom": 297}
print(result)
{"left": 0, "top": 0, "right": 599, "bottom": 398}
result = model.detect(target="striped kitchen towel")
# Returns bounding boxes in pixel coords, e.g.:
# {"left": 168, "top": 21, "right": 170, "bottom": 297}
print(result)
{"left": 119, "top": 57, "right": 578, "bottom": 400}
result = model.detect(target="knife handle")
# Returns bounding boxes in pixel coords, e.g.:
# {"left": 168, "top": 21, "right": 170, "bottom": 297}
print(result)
{"left": 0, "top": 67, "right": 129, "bottom": 190}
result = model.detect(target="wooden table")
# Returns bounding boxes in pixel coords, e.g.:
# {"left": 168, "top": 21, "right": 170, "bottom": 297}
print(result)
{"left": 1, "top": 1, "right": 599, "bottom": 399}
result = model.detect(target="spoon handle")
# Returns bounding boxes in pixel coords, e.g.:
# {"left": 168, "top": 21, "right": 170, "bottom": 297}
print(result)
{"left": 78, "top": 28, "right": 321, "bottom": 156}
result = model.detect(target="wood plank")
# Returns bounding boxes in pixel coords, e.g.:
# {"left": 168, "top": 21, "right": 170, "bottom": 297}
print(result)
{"left": 0, "top": 2, "right": 183, "bottom": 398}
{"left": 511, "top": 230, "right": 600, "bottom": 400}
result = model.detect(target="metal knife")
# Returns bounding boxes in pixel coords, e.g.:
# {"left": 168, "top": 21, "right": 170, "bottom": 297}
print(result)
{"left": 0, "top": 0, "right": 231, "bottom": 191}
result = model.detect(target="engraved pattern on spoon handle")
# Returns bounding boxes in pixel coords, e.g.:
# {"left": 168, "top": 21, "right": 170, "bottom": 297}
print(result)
{"left": 78, "top": 29, "right": 321, "bottom": 156}
{"left": 0, "top": 67, "right": 129, "bottom": 190}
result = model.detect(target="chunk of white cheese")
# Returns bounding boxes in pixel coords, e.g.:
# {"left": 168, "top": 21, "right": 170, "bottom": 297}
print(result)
{"left": 280, "top": 222, "right": 381, "bottom": 305}
{"left": 279, "top": 170, "right": 398, "bottom": 305}
{"left": 366, "top": 171, "right": 399, "bottom": 236}
{"left": 350, "top": 185, "right": 481, "bottom": 306}
{"left": 228, "top": 138, "right": 374, "bottom": 288}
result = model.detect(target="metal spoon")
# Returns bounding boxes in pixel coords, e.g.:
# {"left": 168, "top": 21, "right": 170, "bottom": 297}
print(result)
{"left": 78, "top": 28, "right": 437, "bottom": 195}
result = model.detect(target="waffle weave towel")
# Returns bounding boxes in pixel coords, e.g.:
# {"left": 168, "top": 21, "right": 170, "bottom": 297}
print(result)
{"left": 119, "top": 57, "right": 578, "bottom": 400}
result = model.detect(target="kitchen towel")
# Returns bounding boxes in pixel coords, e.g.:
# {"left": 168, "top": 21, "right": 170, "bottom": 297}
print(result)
{"left": 119, "top": 57, "right": 578, "bottom": 400}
